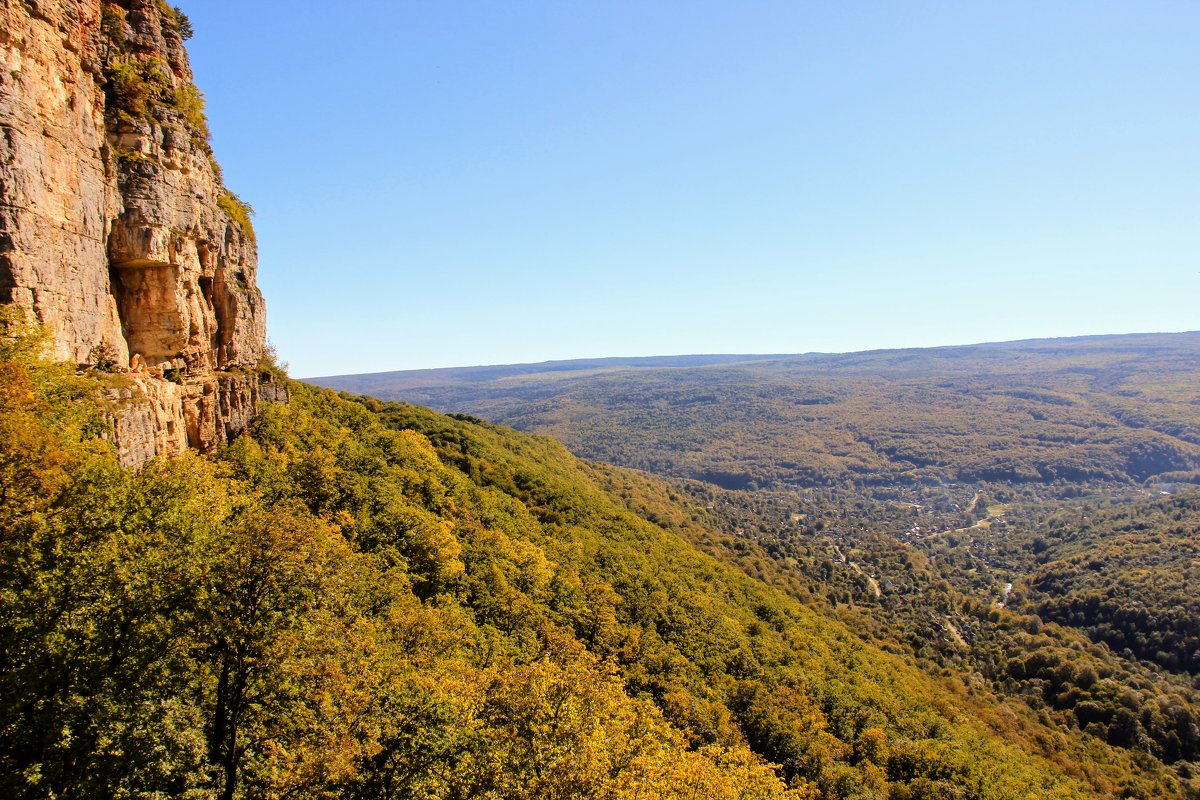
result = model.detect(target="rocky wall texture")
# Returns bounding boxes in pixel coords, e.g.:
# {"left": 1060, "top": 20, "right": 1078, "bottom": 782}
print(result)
{"left": 0, "top": 0, "right": 281, "bottom": 466}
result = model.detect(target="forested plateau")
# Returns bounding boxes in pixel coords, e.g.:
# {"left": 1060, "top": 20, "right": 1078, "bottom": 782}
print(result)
{"left": 313, "top": 332, "right": 1200, "bottom": 490}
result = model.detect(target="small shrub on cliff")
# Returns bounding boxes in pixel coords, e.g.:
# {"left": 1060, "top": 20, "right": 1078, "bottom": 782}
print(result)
{"left": 218, "top": 190, "right": 257, "bottom": 243}
{"left": 106, "top": 60, "right": 152, "bottom": 118}
{"left": 112, "top": 144, "right": 150, "bottom": 166}
{"left": 258, "top": 340, "right": 289, "bottom": 381}
{"left": 153, "top": 1, "right": 194, "bottom": 41}
{"left": 0, "top": 306, "right": 47, "bottom": 364}
{"left": 207, "top": 154, "right": 224, "bottom": 182}
{"left": 105, "top": 57, "right": 172, "bottom": 121}
{"left": 173, "top": 83, "right": 210, "bottom": 140}
{"left": 173, "top": 6, "right": 194, "bottom": 40}
{"left": 88, "top": 342, "right": 121, "bottom": 373}
{"left": 101, "top": 5, "right": 127, "bottom": 53}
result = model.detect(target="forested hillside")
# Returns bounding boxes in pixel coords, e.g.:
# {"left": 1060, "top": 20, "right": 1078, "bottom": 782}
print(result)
{"left": 617, "top": 476, "right": 1200, "bottom": 780}
{"left": 309, "top": 331, "right": 1200, "bottom": 799}
{"left": 2, "top": 322, "right": 1189, "bottom": 799}
{"left": 311, "top": 332, "right": 1200, "bottom": 489}
{"left": 1004, "top": 494, "right": 1200, "bottom": 676}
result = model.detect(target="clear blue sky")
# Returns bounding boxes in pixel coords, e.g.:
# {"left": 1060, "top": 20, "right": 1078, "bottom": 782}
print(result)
{"left": 182, "top": 1, "right": 1199, "bottom": 377}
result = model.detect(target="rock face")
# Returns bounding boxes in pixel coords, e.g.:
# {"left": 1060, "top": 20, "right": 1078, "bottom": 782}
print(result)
{"left": 0, "top": 0, "right": 282, "bottom": 466}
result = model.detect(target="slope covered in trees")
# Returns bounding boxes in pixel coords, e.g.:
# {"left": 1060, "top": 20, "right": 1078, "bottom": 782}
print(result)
{"left": 311, "top": 328, "right": 1200, "bottom": 795}
{"left": 1004, "top": 494, "right": 1200, "bottom": 676}
{"left": 1, "top": 325, "right": 1188, "bottom": 799}
{"left": 616, "top": 476, "right": 1200, "bottom": 781}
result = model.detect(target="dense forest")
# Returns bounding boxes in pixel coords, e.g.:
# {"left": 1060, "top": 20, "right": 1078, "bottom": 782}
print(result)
{"left": 1005, "top": 494, "right": 1200, "bottom": 676}
{"left": 5, "top": 316, "right": 1197, "bottom": 798}
{"left": 625, "top": 478, "right": 1200, "bottom": 773}
{"left": 308, "top": 332, "right": 1200, "bottom": 798}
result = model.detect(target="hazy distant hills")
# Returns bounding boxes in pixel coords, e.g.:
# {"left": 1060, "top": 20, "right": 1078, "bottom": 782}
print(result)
{"left": 308, "top": 353, "right": 788, "bottom": 400}
{"left": 309, "top": 331, "right": 1200, "bottom": 489}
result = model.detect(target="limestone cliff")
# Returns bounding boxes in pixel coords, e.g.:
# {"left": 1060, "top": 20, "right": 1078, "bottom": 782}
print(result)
{"left": 0, "top": 0, "right": 284, "bottom": 466}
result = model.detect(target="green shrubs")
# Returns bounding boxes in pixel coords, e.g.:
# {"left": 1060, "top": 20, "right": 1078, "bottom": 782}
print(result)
{"left": 258, "top": 339, "right": 288, "bottom": 381}
{"left": 173, "top": 5, "right": 194, "bottom": 40}
{"left": 172, "top": 83, "right": 210, "bottom": 139}
{"left": 100, "top": 1, "right": 209, "bottom": 139}
{"left": 111, "top": 144, "right": 150, "bottom": 167}
{"left": 218, "top": 190, "right": 257, "bottom": 243}
{"left": 88, "top": 342, "right": 121, "bottom": 372}
{"left": 101, "top": 4, "right": 235, "bottom": 237}
{"left": 153, "top": 0, "right": 193, "bottom": 40}
{"left": 105, "top": 59, "right": 154, "bottom": 119}
{"left": 101, "top": 5, "right": 127, "bottom": 52}
{"left": 106, "top": 55, "right": 212, "bottom": 139}
{"left": 105, "top": 57, "right": 172, "bottom": 122}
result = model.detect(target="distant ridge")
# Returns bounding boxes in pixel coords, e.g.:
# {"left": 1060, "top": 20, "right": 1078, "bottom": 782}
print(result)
{"left": 306, "top": 353, "right": 790, "bottom": 393}
{"left": 306, "top": 330, "right": 1199, "bottom": 396}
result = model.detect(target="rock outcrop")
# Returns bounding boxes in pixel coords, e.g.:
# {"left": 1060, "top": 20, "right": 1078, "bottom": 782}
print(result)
{"left": 0, "top": 0, "right": 283, "bottom": 466}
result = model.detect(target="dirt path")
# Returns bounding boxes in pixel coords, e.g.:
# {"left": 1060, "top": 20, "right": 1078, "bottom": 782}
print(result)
{"left": 945, "top": 618, "right": 969, "bottom": 648}
{"left": 850, "top": 562, "right": 881, "bottom": 598}
{"left": 920, "top": 517, "right": 990, "bottom": 540}
{"left": 830, "top": 542, "right": 881, "bottom": 598}
{"left": 924, "top": 499, "right": 1010, "bottom": 540}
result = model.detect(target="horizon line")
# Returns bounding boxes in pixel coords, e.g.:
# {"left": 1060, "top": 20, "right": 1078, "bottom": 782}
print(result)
{"left": 301, "top": 328, "right": 1199, "bottom": 382}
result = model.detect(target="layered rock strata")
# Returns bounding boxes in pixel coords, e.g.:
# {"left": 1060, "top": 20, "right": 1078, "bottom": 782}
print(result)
{"left": 0, "top": 0, "right": 282, "bottom": 466}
